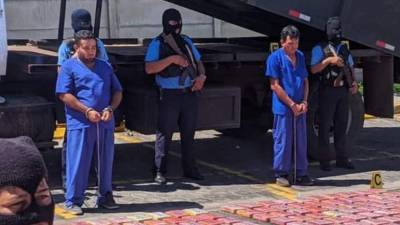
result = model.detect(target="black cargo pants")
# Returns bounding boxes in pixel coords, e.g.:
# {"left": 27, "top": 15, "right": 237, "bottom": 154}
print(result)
{"left": 154, "top": 88, "right": 199, "bottom": 175}
{"left": 318, "top": 86, "right": 350, "bottom": 163}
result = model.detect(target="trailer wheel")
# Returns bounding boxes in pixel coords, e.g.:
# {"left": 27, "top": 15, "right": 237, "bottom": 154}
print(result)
{"left": 307, "top": 86, "right": 364, "bottom": 160}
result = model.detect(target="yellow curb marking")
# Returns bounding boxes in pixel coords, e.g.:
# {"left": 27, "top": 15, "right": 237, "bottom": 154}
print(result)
{"left": 265, "top": 183, "right": 298, "bottom": 200}
{"left": 54, "top": 205, "right": 78, "bottom": 220}
{"left": 53, "top": 126, "right": 66, "bottom": 140}
{"left": 364, "top": 114, "right": 376, "bottom": 120}
{"left": 114, "top": 133, "right": 144, "bottom": 143}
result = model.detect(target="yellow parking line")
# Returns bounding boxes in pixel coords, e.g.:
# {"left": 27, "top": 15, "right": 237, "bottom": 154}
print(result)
{"left": 143, "top": 143, "right": 298, "bottom": 200}
{"left": 364, "top": 114, "right": 376, "bottom": 120}
{"left": 142, "top": 143, "right": 263, "bottom": 183}
{"left": 114, "top": 133, "right": 144, "bottom": 143}
{"left": 265, "top": 183, "right": 298, "bottom": 200}
{"left": 54, "top": 205, "right": 78, "bottom": 220}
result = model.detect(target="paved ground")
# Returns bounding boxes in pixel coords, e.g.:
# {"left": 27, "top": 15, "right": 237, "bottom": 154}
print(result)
{"left": 45, "top": 116, "right": 400, "bottom": 224}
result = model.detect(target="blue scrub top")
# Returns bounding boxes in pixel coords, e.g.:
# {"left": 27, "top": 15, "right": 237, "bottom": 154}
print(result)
{"left": 56, "top": 58, "right": 122, "bottom": 130}
{"left": 57, "top": 38, "right": 109, "bottom": 66}
{"left": 265, "top": 48, "right": 309, "bottom": 115}
{"left": 310, "top": 43, "right": 354, "bottom": 66}
{"left": 144, "top": 36, "right": 201, "bottom": 89}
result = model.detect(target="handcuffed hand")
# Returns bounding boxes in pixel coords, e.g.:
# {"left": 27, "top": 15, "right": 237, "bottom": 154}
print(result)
{"left": 87, "top": 110, "right": 101, "bottom": 123}
{"left": 191, "top": 74, "right": 206, "bottom": 92}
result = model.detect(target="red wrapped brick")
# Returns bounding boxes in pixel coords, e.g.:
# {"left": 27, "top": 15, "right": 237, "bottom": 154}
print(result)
{"left": 359, "top": 219, "right": 389, "bottom": 225}
{"left": 165, "top": 210, "right": 186, "bottom": 218}
{"left": 253, "top": 206, "right": 278, "bottom": 214}
{"left": 339, "top": 214, "right": 368, "bottom": 222}
{"left": 378, "top": 216, "right": 400, "bottom": 223}
{"left": 198, "top": 219, "right": 223, "bottom": 225}
{"left": 236, "top": 203, "right": 264, "bottom": 209}
{"left": 162, "top": 217, "right": 186, "bottom": 224}
{"left": 122, "top": 223, "right": 145, "bottom": 225}
{"left": 287, "top": 223, "right": 313, "bottom": 225}
{"left": 252, "top": 213, "right": 273, "bottom": 222}
{"left": 286, "top": 208, "right": 310, "bottom": 215}
{"left": 270, "top": 216, "right": 296, "bottom": 225}
{"left": 358, "top": 212, "right": 386, "bottom": 219}
{"left": 235, "top": 209, "right": 260, "bottom": 218}
{"left": 215, "top": 217, "right": 240, "bottom": 224}
{"left": 143, "top": 220, "right": 169, "bottom": 225}
{"left": 222, "top": 206, "right": 245, "bottom": 214}
{"left": 308, "top": 219, "right": 334, "bottom": 225}
{"left": 231, "top": 222, "right": 259, "bottom": 225}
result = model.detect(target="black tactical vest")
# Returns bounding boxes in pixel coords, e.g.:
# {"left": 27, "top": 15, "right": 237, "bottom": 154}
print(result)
{"left": 157, "top": 34, "right": 195, "bottom": 78}
{"left": 318, "top": 42, "right": 351, "bottom": 87}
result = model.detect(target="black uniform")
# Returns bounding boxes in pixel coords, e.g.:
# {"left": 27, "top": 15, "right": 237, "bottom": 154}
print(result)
{"left": 311, "top": 17, "right": 355, "bottom": 170}
{"left": 145, "top": 8, "right": 205, "bottom": 182}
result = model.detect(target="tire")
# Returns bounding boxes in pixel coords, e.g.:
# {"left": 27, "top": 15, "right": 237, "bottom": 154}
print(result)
{"left": 307, "top": 84, "right": 364, "bottom": 160}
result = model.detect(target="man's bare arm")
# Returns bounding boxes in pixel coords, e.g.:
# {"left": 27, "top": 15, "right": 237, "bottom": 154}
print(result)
{"left": 110, "top": 91, "right": 123, "bottom": 110}
{"left": 58, "top": 93, "right": 90, "bottom": 113}
{"left": 270, "top": 78, "right": 296, "bottom": 107}
{"left": 145, "top": 55, "right": 188, "bottom": 74}
{"left": 303, "top": 78, "right": 309, "bottom": 103}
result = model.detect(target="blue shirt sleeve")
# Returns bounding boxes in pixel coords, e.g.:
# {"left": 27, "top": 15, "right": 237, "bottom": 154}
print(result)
{"left": 145, "top": 39, "right": 160, "bottom": 62}
{"left": 311, "top": 45, "right": 324, "bottom": 66}
{"left": 184, "top": 37, "right": 201, "bottom": 61}
{"left": 96, "top": 39, "right": 109, "bottom": 62}
{"left": 348, "top": 54, "right": 354, "bottom": 66}
{"left": 57, "top": 41, "right": 70, "bottom": 66}
{"left": 265, "top": 53, "right": 281, "bottom": 79}
{"left": 55, "top": 62, "right": 74, "bottom": 94}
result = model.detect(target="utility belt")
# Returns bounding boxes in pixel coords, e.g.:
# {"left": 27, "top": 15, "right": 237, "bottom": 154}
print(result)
{"left": 159, "top": 65, "right": 197, "bottom": 85}
{"left": 158, "top": 87, "right": 195, "bottom": 100}
{"left": 320, "top": 77, "right": 346, "bottom": 88}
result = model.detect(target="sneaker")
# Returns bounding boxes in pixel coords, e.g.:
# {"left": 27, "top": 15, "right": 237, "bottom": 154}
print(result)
{"left": 336, "top": 159, "right": 355, "bottom": 169}
{"left": 154, "top": 172, "right": 167, "bottom": 184}
{"left": 98, "top": 192, "right": 119, "bottom": 210}
{"left": 295, "top": 175, "right": 315, "bottom": 186}
{"left": 276, "top": 175, "right": 291, "bottom": 187}
{"left": 63, "top": 204, "right": 83, "bottom": 215}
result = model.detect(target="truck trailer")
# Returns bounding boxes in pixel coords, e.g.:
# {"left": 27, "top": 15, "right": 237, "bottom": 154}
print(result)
{"left": 0, "top": 0, "right": 398, "bottom": 159}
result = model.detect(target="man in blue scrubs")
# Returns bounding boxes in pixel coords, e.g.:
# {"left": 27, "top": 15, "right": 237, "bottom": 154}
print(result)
{"left": 56, "top": 30, "right": 122, "bottom": 214}
{"left": 266, "top": 25, "right": 314, "bottom": 187}
{"left": 145, "top": 8, "right": 207, "bottom": 184}
{"left": 310, "top": 17, "right": 358, "bottom": 171}
{"left": 57, "top": 8, "right": 109, "bottom": 191}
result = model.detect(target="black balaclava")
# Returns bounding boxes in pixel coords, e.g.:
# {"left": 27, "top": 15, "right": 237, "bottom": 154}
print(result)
{"left": 71, "top": 9, "right": 93, "bottom": 33}
{"left": 0, "top": 136, "right": 54, "bottom": 225}
{"left": 162, "top": 8, "right": 188, "bottom": 52}
{"left": 326, "top": 16, "right": 342, "bottom": 45}
{"left": 162, "top": 8, "right": 182, "bottom": 35}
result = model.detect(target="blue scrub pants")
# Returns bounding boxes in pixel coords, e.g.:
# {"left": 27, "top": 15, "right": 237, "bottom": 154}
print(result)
{"left": 65, "top": 125, "right": 114, "bottom": 207}
{"left": 273, "top": 113, "right": 308, "bottom": 177}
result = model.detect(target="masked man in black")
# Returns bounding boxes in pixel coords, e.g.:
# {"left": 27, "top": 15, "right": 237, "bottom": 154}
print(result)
{"left": 0, "top": 136, "right": 54, "bottom": 225}
{"left": 310, "top": 17, "right": 358, "bottom": 171}
{"left": 144, "top": 8, "right": 207, "bottom": 184}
